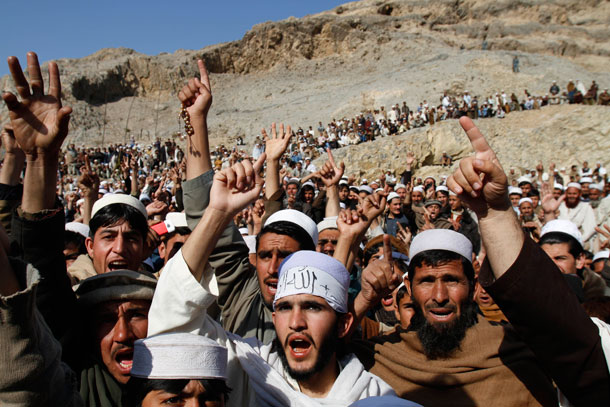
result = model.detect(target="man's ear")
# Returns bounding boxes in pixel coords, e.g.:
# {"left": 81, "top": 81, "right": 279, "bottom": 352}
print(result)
{"left": 158, "top": 241, "right": 166, "bottom": 260}
{"left": 576, "top": 252, "right": 586, "bottom": 270}
{"left": 337, "top": 312, "right": 354, "bottom": 340}
{"left": 85, "top": 236, "right": 94, "bottom": 258}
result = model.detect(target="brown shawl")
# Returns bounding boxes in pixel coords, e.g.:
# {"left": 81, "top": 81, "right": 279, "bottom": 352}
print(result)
{"left": 351, "top": 315, "right": 557, "bottom": 406}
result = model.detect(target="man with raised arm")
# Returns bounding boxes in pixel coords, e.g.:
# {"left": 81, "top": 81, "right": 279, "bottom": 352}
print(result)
{"left": 147, "top": 157, "right": 399, "bottom": 407}
{"left": 176, "top": 62, "right": 350, "bottom": 344}
{"left": 350, "top": 117, "right": 610, "bottom": 406}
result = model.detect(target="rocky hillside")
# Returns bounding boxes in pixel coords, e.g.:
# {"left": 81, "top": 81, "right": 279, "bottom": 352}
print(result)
{"left": 0, "top": 0, "right": 608, "bottom": 171}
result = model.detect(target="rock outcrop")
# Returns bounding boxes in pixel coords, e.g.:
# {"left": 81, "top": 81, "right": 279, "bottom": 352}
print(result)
{"left": 0, "top": 0, "right": 608, "bottom": 170}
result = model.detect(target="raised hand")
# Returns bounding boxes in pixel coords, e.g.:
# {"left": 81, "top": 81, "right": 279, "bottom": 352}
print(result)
{"left": 406, "top": 151, "right": 415, "bottom": 168}
{"left": 541, "top": 191, "right": 564, "bottom": 214}
{"left": 1, "top": 52, "right": 72, "bottom": 158}
{"left": 396, "top": 222, "right": 412, "bottom": 246}
{"left": 359, "top": 190, "right": 388, "bottom": 222}
{"left": 1, "top": 124, "right": 24, "bottom": 157}
{"left": 446, "top": 117, "right": 509, "bottom": 217}
{"left": 337, "top": 208, "right": 370, "bottom": 240}
{"left": 209, "top": 153, "right": 266, "bottom": 216}
{"left": 319, "top": 148, "right": 345, "bottom": 187}
{"left": 359, "top": 235, "right": 402, "bottom": 307}
{"left": 262, "top": 123, "right": 292, "bottom": 162}
{"left": 178, "top": 59, "right": 212, "bottom": 122}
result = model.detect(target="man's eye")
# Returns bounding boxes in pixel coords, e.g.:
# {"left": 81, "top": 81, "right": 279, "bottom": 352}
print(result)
{"left": 162, "top": 396, "right": 183, "bottom": 405}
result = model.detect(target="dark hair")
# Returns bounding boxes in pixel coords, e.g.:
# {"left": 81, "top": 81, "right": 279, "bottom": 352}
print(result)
{"left": 64, "top": 230, "right": 87, "bottom": 254}
{"left": 583, "top": 296, "right": 610, "bottom": 323}
{"left": 89, "top": 203, "right": 148, "bottom": 240}
{"left": 527, "top": 188, "right": 540, "bottom": 198}
{"left": 123, "top": 377, "right": 231, "bottom": 406}
{"left": 408, "top": 250, "right": 475, "bottom": 285}
{"left": 539, "top": 232, "right": 583, "bottom": 259}
{"left": 583, "top": 250, "right": 594, "bottom": 260}
{"left": 395, "top": 285, "right": 409, "bottom": 304}
{"left": 256, "top": 221, "right": 315, "bottom": 251}
{"left": 163, "top": 227, "right": 192, "bottom": 241}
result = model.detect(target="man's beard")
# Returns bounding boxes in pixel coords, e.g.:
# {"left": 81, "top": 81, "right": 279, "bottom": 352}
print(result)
{"left": 409, "top": 299, "right": 479, "bottom": 360}
{"left": 521, "top": 213, "right": 535, "bottom": 222}
{"left": 273, "top": 326, "right": 338, "bottom": 382}
{"left": 565, "top": 197, "right": 579, "bottom": 208}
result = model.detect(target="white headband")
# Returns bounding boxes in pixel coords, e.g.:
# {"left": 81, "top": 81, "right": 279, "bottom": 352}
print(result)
{"left": 274, "top": 251, "right": 349, "bottom": 313}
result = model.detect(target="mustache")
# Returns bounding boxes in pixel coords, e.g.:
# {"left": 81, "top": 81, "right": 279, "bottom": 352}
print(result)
{"left": 424, "top": 301, "right": 457, "bottom": 312}
{"left": 111, "top": 344, "right": 134, "bottom": 360}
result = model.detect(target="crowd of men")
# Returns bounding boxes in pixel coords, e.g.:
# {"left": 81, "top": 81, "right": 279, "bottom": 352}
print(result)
{"left": 1, "top": 52, "right": 610, "bottom": 407}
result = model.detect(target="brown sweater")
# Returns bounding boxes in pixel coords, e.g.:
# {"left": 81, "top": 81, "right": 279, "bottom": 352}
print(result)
{"left": 352, "top": 316, "right": 557, "bottom": 406}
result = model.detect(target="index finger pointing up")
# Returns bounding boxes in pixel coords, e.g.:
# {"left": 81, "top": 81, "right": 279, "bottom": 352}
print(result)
{"left": 197, "top": 59, "right": 211, "bottom": 94}
{"left": 459, "top": 117, "right": 493, "bottom": 156}
{"left": 382, "top": 234, "right": 393, "bottom": 264}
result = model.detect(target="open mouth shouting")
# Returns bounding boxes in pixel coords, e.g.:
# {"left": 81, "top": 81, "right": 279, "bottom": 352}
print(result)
{"left": 381, "top": 294, "right": 394, "bottom": 307}
{"left": 114, "top": 348, "right": 134, "bottom": 375}
{"left": 264, "top": 277, "right": 278, "bottom": 297}
{"left": 286, "top": 334, "right": 314, "bottom": 360}
{"left": 427, "top": 305, "right": 457, "bottom": 323}
{"left": 107, "top": 260, "right": 130, "bottom": 271}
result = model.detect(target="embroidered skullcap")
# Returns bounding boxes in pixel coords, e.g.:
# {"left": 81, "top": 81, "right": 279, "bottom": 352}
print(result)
{"left": 518, "top": 197, "right": 533, "bottom": 206}
{"left": 302, "top": 181, "right": 316, "bottom": 189}
{"left": 413, "top": 186, "right": 425, "bottom": 194}
{"left": 274, "top": 251, "right": 349, "bottom": 313}
{"left": 508, "top": 186, "right": 523, "bottom": 196}
{"left": 243, "top": 235, "right": 257, "bottom": 254}
{"left": 590, "top": 183, "right": 603, "bottom": 192}
{"left": 517, "top": 176, "right": 532, "bottom": 185}
{"left": 566, "top": 182, "right": 581, "bottom": 190}
{"left": 553, "top": 183, "right": 564, "bottom": 191}
{"left": 387, "top": 192, "right": 401, "bottom": 203}
{"left": 593, "top": 250, "right": 610, "bottom": 263}
{"left": 91, "top": 193, "right": 147, "bottom": 220}
{"left": 350, "top": 396, "right": 422, "bottom": 407}
{"left": 541, "top": 219, "right": 583, "bottom": 249}
{"left": 166, "top": 212, "right": 188, "bottom": 228}
{"left": 409, "top": 229, "right": 473, "bottom": 265}
{"left": 131, "top": 333, "right": 227, "bottom": 380}
{"left": 264, "top": 209, "right": 318, "bottom": 246}
{"left": 435, "top": 185, "right": 449, "bottom": 193}
{"left": 74, "top": 270, "right": 157, "bottom": 308}
{"left": 317, "top": 216, "right": 338, "bottom": 233}
{"left": 359, "top": 185, "right": 373, "bottom": 195}
{"left": 65, "top": 221, "right": 90, "bottom": 238}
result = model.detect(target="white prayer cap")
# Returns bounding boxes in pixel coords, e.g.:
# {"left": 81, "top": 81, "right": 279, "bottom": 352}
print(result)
{"left": 517, "top": 176, "right": 532, "bottom": 185}
{"left": 91, "top": 193, "right": 147, "bottom": 220}
{"left": 566, "top": 182, "right": 582, "bottom": 190}
{"left": 131, "top": 333, "right": 227, "bottom": 380}
{"left": 395, "top": 183, "right": 406, "bottom": 191}
{"left": 387, "top": 192, "right": 401, "bottom": 203}
{"left": 508, "top": 186, "right": 523, "bottom": 196}
{"left": 518, "top": 197, "right": 533, "bottom": 206}
{"left": 166, "top": 212, "right": 188, "bottom": 228}
{"left": 264, "top": 209, "right": 318, "bottom": 246}
{"left": 580, "top": 177, "right": 593, "bottom": 184}
{"left": 359, "top": 185, "right": 373, "bottom": 195}
{"left": 362, "top": 178, "right": 368, "bottom": 183}
{"left": 274, "top": 251, "right": 350, "bottom": 313}
{"left": 65, "top": 221, "right": 90, "bottom": 238}
{"left": 593, "top": 250, "right": 610, "bottom": 263}
{"left": 590, "top": 183, "right": 604, "bottom": 192}
{"left": 238, "top": 227, "right": 249, "bottom": 235}
{"left": 375, "top": 188, "right": 384, "bottom": 193}
{"left": 317, "top": 216, "right": 338, "bottom": 233}
{"left": 424, "top": 176, "right": 435, "bottom": 183}
{"left": 435, "top": 185, "right": 449, "bottom": 193}
{"left": 409, "top": 229, "right": 473, "bottom": 266}
{"left": 540, "top": 219, "right": 583, "bottom": 248}
{"left": 413, "top": 186, "right": 425, "bottom": 194}
{"left": 339, "top": 180, "right": 349, "bottom": 186}
{"left": 350, "top": 396, "right": 422, "bottom": 407}
{"left": 243, "top": 235, "right": 257, "bottom": 254}
{"left": 553, "top": 183, "right": 564, "bottom": 191}
{"left": 98, "top": 188, "right": 109, "bottom": 195}
{"left": 302, "top": 181, "right": 316, "bottom": 189}
{"left": 387, "top": 177, "right": 397, "bottom": 185}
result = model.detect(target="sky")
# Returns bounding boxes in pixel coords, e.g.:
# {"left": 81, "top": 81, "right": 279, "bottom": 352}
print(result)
{"left": 1, "top": 0, "right": 346, "bottom": 77}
